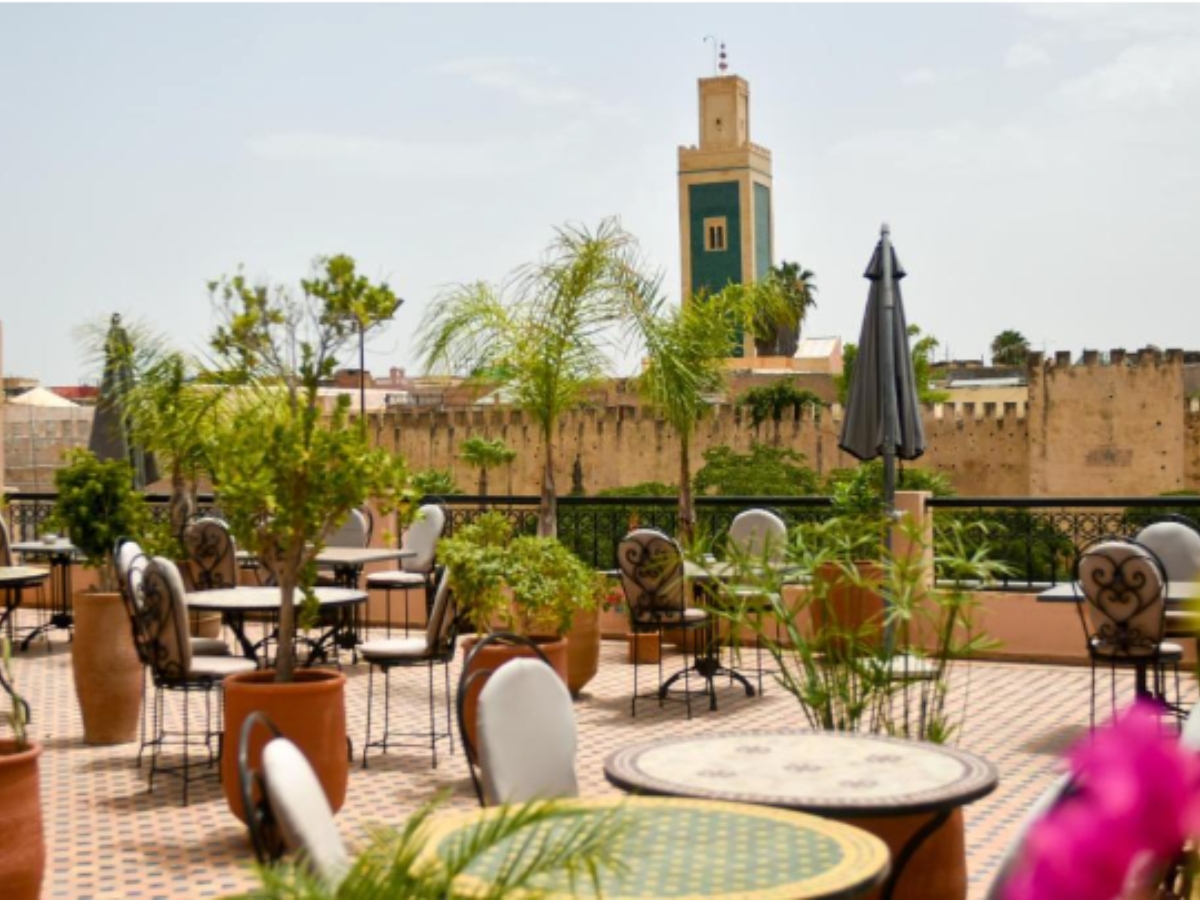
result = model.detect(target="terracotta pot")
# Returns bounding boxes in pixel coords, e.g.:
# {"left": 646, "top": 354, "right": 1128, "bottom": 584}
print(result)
{"left": 565, "top": 609, "right": 601, "bottom": 697}
{"left": 0, "top": 741, "right": 44, "bottom": 900}
{"left": 221, "top": 669, "right": 348, "bottom": 824}
{"left": 845, "top": 808, "right": 965, "bottom": 900}
{"left": 460, "top": 635, "right": 567, "bottom": 758}
{"left": 811, "top": 561, "right": 886, "bottom": 656}
{"left": 72, "top": 591, "right": 143, "bottom": 745}
{"left": 626, "top": 631, "right": 661, "bottom": 664}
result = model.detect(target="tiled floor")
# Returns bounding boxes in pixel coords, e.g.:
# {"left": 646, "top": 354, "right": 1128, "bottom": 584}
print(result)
{"left": 7, "top": 614, "right": 1189, "bottom": 899}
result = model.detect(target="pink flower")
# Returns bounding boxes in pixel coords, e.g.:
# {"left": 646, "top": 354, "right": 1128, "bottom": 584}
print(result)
{"left": 1004, "top": 702, "right": 1200, "bottom": 900}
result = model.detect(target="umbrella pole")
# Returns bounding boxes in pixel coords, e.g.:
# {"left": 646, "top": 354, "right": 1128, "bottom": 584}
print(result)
{"left": 878, "top": 223, "right": 898, "bottom": 654}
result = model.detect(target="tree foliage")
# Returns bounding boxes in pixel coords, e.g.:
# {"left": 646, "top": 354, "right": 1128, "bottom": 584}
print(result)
{"left": 737, "top": 379, "right": 823, "bottom": 428}
{"left": 755, "top": 260, "right": 817, "bottom": 357}
{"left": 694, "top": 443, "right": 822, "bottom": 496}
{"left": 990, "top": 329, "right": 1031, "bottom": 367}
{"left": 459, "top": 436, "right": 517, "bottom": 496}
{"left": 835, "top": 323, "right": 948, "bottom": 405}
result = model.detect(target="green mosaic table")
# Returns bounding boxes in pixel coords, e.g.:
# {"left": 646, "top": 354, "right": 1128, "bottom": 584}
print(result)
{"left": 420, "top": 796, "right": 890, "bottom": 899}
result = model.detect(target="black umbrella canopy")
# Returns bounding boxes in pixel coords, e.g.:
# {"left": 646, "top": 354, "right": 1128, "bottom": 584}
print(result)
{"left": 88, "top": 314, "right": 159, "bottom": 489}
{"left": 838, "top": 225, "right": 926, "bottom": 509}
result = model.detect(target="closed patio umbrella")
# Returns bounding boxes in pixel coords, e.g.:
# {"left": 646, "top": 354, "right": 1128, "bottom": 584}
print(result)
{"left": 838, "top": 224, "right": 926, "bottom": 516}
{"left": 88, "top": 314, "right": 158, "bottom": 489}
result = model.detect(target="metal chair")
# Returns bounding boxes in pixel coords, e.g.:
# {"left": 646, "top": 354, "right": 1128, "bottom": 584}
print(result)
{"left": 1073, "top": 537, "right": 1182, "bottom": 729}
{"left": 1, "top": 514, "right": 49, "bottom": 647}
{"left": 618, "top": 529, "right": 711, "bottom": 719}
{"left": 455, "top": 632, "right": 562, "bottom": 806}
{"left": 722, "top": 509, "right": 789, "bottom": 695}
{"left": 1136, "top": 516, "right": 1200, "bottom": 650}
{"left": 181, "top": 516, "right": 240, "bottom": 591}
{"left": 360, "top": 567, "right": 457, "bottom": 769}
{"left": 132, "top": 556, "right": 256, "bottom": 803}
{"left": 239, "top": 712, "right": 349, "bottom": 889}
{"left": 366, "top": 504, "right": 445, "bottom": 637}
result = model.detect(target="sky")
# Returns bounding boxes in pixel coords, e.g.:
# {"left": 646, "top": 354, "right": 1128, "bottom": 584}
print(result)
{"left": 2, "top": 3, "right": 1199, "bottom": 386}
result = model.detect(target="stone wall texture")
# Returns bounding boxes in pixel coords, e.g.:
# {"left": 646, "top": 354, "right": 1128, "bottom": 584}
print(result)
{"left": 376, "top": 349, "right": 1200, "bottom": 498}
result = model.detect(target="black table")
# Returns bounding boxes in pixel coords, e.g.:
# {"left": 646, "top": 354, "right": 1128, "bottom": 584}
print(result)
{"left": 0, "top": 566, "right": 48, "bottom": 721}
{"left": 10, "top": 540, "right": 77, "bottom": 649}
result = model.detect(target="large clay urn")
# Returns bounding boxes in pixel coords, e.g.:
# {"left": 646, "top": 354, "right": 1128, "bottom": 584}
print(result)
{"left": 72, "top": 591, "right": 142, "bottom": 744}
{"left": 0, "top": 740, "right": 45, "bottom": 900}
{"left": 221, "top": 669, "right": 348, "bottom": 824}
{"left": 459, "top": 635, "right": 567, "bottom": 759}
{"left": 565, "top": 608, "right": 601, "bottom": 698}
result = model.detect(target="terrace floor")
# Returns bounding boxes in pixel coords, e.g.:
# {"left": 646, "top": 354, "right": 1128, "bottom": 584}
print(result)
{"left": 8, "top": 613, "right": 1190, "bottom": 900}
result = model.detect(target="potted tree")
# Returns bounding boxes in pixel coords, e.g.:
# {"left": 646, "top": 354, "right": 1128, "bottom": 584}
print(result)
{"left": 203, "top": 255, "right": 411, "bottom": 822}
{"left": 0, "top": 640, "right": 44, "bottom": 899}
{"left": 51, "top": 448, "right": 150, "bottom": 744}
{"left": 439, "top": 512, "right": 605, "bottom": 736}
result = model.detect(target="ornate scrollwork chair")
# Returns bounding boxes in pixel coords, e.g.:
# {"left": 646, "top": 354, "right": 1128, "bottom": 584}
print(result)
{"left": 360, "top": 566, "right": 457, "bottom": 769}
{"left": 1073, "top": 537, "right": 1181, "bottom": 729}
{"left": 618, "top": 529, "right": 711, "bottom": 719}
{"left": 724, "top": 509, "right": 790, "bottom": 695}
{"left": 132, "top": 556, "right": 256, "bottom": 803}
{"left": 239, "top": 711, "right": 349, "bottom": 889}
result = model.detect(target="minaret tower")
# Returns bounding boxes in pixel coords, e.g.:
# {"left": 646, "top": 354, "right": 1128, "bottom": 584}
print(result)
{"left": 678, "top": 43, "right": 774, "bottom": 358}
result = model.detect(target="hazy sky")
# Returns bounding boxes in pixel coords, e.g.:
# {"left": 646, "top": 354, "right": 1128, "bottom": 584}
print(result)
{"left": 3, "top": 3, "right": 1199, "bottom": 385}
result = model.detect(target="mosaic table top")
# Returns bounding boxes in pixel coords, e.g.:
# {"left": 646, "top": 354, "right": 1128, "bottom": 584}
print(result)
{"left": 420, "top": 796, "right": 890, "bottom": 900}
{"left": 185, "top": 585, "right": 366, "bottom": 612}
{"left": 606, "top": 731, "right": 998, "bottom": 818}
{"left": 0, "top": 566, "right": 51, "bottom": 586}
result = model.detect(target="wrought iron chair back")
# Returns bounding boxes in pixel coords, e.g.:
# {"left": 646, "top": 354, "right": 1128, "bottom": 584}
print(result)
{"left": 239, "top": 711, "right": 286, "bottom": 865}
{"left": 136, "top": 557, "right": 194, "bottom": 682}
{"left": 617, "top": 528, "right": 688, "bottom": 625}
{"left": 424, "top": 567, "right": 457, "bottom": 660}
{"left": 1075, "top": 538, "right": 1169, "bottom": 658}
{"left": 456, "top": 632, "right": 554, "bottom": 806}
{"left": 0, "top": 514, "right": 12, "bottom": 567}
{"left": 120, "top": 544, "right": 155, "bottom": 668}
{"left": 181, "top": 517, "right": 239, "bottom": 591}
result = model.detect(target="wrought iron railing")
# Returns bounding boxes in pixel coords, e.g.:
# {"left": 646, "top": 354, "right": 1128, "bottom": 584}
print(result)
{"left": 929, "top": 496, "right": 1200, "bottom": 590}
{"left": 8, "top": 488, "right": 1197, "bottom": 591}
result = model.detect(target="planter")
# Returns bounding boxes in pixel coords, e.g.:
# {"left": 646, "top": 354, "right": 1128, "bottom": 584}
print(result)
{"left": 221, "top": 669, "right": 348, "bottom": 824}
{"left": 811, "top": 561, "right": 886, "bottom": 655}
{"left": 843, "top": 808, "right": 965, "bottom": 900}
{"left": 626, "top": 631, "right": 661, "bottom": 664}
{"left": 0, "top": 740, "right": 45, "bottom": 900}
{"left": 565, "top": 609, "right": 601, "bottom": 697}
{"left": 460, "top": 635, "right": 567, "bottom": 758}
{"left": 72, "top": 591, "right": 142, "bottom": 745}
{"left": 190, "top": 611, "right": 223, "bottom": 639}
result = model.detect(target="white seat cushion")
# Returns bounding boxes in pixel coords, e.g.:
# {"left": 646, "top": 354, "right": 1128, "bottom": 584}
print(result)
{"left": 189, "top": 655, "right": 258, "bottom": 679}
{"left": 263, "top": 737, "right": 349, "bottom": 888}
{"left": 633, "top": 607, "right": 708, "bottom": 625}
{"left": 190, "top": 637, "right": 230, "bottom": 657}
{"left": 359, "top": 637, "right": 428, "bottom": 661}
{"left": 477, "top": 659, "right": 578, "bottom": 805}
{"left": 366, "top": 571, "right": 427, "bottom": 588}
{"left": 1089, "top": 638, "right": 1183, "bottom": 659}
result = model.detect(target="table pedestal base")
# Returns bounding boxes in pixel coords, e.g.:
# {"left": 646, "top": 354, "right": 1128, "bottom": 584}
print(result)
{"left": 843, "top": 807, "right": 966, "bottom": 900}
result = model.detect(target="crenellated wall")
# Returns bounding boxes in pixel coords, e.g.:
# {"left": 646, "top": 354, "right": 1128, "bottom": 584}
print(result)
{"left": 374, "top": 347, "right": 1200, "bottom": 498}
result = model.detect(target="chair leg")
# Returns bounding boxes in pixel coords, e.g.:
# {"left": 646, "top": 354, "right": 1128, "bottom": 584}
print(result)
{"left": 362, "top": 665, "right": 375, "bottom": 769}
{"left": 428, "top": 662, "right": 438, "bottom": 769}
{"left": 443, "top": 662, "right": 454, "bottom": 756}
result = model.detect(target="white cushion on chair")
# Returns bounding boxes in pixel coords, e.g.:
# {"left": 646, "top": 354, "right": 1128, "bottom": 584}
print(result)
{"left": 189, "top": 655, "right": 257, "bottom": 679}
{"left": 366, "top": 571, "right": 427, "bottom": 588}
{"left": 359, "top": 637, "right": 428, "bottom": 661}
{"left": 190, "top": 637, "right": 231, "bottom": 657}
{"left": 476, "top": 658, "right": 578, "bottom": 805}
{"left": 1136, "top": 521, "right": 1200, "bottom": 583}
{"left": 262, "top": 737, "right": 349, "bottom": 888}
{"left": 400, "top": 505, "right": 445, "bottom": 574}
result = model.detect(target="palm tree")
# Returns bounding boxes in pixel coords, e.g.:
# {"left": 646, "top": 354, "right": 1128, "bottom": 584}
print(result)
{"left": 418, "top": 219, "right": 643, "bottom": 538}
{"left": 754, "top": 260, "right": 817, "bottom": 357}
{"left": 459, "top": 436, "right": 516, "bottom": 497}
{"left": 991, "top": 329, "right": 1030, "bottom": 366}
{"left": 621, "top": 280, "right": 795, "bottom": 545}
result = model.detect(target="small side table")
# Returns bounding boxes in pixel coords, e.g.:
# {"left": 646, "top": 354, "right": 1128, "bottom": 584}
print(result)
{"left": 9, "top": 541, "right": 76, "bottom": 649}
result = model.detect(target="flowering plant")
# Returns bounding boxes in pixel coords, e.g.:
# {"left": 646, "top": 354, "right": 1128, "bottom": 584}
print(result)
{"left": 1005, "top": 702, "right": 1200, "bottom": 900}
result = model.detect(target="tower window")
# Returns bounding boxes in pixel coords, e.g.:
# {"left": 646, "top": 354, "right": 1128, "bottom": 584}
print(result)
{"left": 704, "top": 217, "right": 728, "bottom": 252}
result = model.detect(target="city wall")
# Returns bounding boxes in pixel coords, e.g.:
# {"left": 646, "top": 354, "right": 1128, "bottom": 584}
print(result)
{"left": 377, "top": 348, "right": 1199, "bottom": 498}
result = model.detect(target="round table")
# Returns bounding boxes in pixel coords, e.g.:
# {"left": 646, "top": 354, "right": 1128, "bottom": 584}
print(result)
{"left": 186, "top": 586, "right": 366, "bottom": 664}
{"left": 419, "top": 795, "right": 890, "bottom": 899}
{"left": 9, "top": 540, "right": 77, "bottom": 647}
{"left": 605, "top": 731, "right": 998, "bottom": 900}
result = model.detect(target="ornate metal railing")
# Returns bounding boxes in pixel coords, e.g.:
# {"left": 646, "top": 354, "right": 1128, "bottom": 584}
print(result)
{"left": 929, "top": 496, "right": 1200, "bottom": 590}
{"left": 429, "top": 494, "right": 836, "bottom": 570}
{"left": 8, "top": 488, "right": 1197, "bottom": 591}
